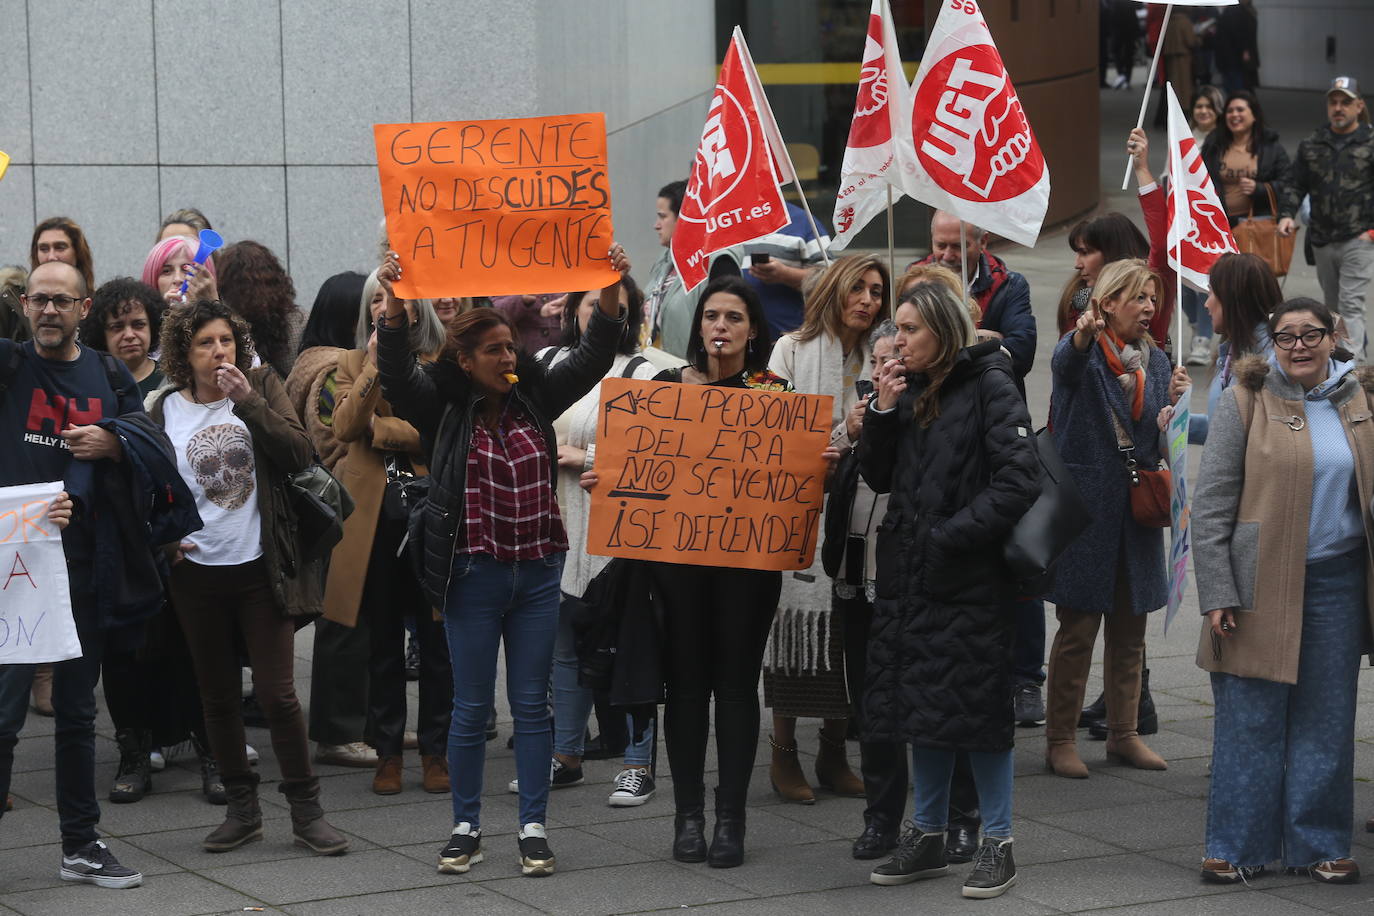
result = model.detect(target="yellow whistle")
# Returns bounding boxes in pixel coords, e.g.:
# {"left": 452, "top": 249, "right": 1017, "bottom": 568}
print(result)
{"left": 503, "top": 372, "right": 519, "bottom": 384}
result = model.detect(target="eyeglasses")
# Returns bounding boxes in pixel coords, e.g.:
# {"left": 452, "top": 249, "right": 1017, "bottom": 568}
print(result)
{"left": 1273, "top": 328, "right": 1328, "bottom": 350}
{"left": 22, "top": 294, "right": 82, "bottom": 312}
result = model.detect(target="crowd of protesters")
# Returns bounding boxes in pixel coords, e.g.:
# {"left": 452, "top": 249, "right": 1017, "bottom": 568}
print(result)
{"left": 0, "top": 57, "right": 1371, "bottom": 908}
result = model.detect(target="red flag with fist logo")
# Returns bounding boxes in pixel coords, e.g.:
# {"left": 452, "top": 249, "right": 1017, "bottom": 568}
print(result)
{"left": 900, "top": 0, "right": 1049, "bottom": 247}
{"left": 672, "top": 33, "right": 788, "bottom": 292}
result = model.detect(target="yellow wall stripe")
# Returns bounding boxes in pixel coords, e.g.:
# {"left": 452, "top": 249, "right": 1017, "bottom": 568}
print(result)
{"left": 748, "top": 61, "right": 921, "bottom": 85}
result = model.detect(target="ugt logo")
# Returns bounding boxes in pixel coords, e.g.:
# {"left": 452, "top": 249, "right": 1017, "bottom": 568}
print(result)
{"left": 684, "top": 87, "right": 751, "bottom": 216}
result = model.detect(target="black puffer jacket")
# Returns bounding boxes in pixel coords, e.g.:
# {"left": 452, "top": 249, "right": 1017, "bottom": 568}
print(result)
{"left": 377, "top": 307, "right": 624, "bottom": 609}
{"left": 857, "top": 342, "right": 1039, "bottom": 752}
{"left": 1201, "top": 128, "right": 1291, "bottom": 220}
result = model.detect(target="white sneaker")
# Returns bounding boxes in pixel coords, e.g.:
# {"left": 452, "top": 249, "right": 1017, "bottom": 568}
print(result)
{"left": 608, "top": 767, "right": 655, "bottom": 807}
{"left": 1187, "top": 337, "right": 1212, "bottom": 367}
{"left": 313, "top": 741, "right": 378, "bottom": 768}
{"left": 246, "top": 744, "right": 259, "bottom": 764}
{"left": 148, "top": 748, "right": 166, "bottom": 772}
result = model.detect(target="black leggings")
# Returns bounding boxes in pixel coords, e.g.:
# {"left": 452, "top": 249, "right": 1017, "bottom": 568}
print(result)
{"left": 650, "top": 562, "right": 778, "bottom": 815}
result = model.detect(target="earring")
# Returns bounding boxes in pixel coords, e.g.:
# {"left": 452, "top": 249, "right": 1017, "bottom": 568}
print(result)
{"left": 748, "top": 337, "right": 755, "bottom": 354}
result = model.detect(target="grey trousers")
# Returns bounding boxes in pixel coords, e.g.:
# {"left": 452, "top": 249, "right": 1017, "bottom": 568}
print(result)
{"left": 1314, "top": 232, "right": 1374, "bottom": 360}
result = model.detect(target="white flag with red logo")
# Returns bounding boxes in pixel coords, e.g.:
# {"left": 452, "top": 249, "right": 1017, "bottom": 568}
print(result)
{"left": 831, "top": 0, "right": 913, "bottom": 250}
{"left": 900, "top": 0, "right": 1048, "bottom": 247}
{"left": 1165, "top": 82, "right": 1237, "bottom": 290}
{"left": 672, "top": 34, "right": 789, "bottom": 292}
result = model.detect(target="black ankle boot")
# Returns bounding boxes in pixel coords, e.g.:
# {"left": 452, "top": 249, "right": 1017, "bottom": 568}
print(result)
{"left": 1088, "top": 668, "right": 1159, "bottom": 740}
{"left": 673, "top": 809, "right": 708, "bottom": 863}
{"left": 1078, "top": 692, "right": 1106, "bottom": 728}
{"left": 708, "top": 792, "right": 745, "bottom": 869}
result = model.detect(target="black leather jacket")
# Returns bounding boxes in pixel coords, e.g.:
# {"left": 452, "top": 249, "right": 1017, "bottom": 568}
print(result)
{"left": 376, "top": 307, "right": 625, "bottom": 608}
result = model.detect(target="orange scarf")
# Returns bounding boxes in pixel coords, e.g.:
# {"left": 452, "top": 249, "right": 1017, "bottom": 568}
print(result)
{"left": 1098, "top": 327, "right": 1145, "bottom": 421}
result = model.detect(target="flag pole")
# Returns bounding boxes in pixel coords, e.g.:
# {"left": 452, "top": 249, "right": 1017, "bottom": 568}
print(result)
{"left": 1167, "top": 79, "right": 1185, "bottom": 369}
{"left": 1121, "top": 2, "right": 1173, "bottom": 191}
{"left": 787, "top": 163, "right": 832, "bottom": 265}
{"left": 960, "top": 220, "right": 968, "bottom": 297}
{"left": 886, "top": 185, "right": 896, "bottom": 309}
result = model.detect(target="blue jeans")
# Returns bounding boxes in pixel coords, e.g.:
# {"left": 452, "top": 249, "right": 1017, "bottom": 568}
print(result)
{"left": 1181, "top": 286, "right": 1212, "bottom": 340}
{"left": 0, "top": 596, "right": 105, "bottom": 853}
{"left": 442, "top": 552, "right": 563, "bottom": 829}
{"left": 553, "top": 592, "right": 653, "bottom": 766}
{"left": 911, "top": 746, "right": 1013, "bottom": 839}
{"left": 1206, "top": 548, "right": 1365, "bottom": 867}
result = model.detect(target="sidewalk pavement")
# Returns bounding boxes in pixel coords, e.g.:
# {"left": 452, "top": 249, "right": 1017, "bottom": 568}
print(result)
{"left": 3, "top": 79, "right": 1373, "bottom": 916}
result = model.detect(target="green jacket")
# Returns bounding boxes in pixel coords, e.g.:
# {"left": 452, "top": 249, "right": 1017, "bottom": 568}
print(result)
{"left": 1280, "top": 123, "right": 1374, "bottom": 247}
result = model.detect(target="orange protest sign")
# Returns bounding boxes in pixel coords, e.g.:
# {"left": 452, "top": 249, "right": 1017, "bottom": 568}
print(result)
{"left": 373, "top": 113, "right": 618, "bottom": 299}
{"left": 587, "top": 378, "right": 834, "bottom": 571}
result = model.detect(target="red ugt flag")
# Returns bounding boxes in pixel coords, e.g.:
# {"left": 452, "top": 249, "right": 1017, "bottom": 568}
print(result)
{"left": 1164, "top": 82, "right": 1237, "bottom": 290}
{"left": 672, "top": 34, "right": 789, "bottom": 292}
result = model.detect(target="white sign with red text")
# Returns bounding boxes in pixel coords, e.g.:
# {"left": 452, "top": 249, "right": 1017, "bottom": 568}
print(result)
{"left": 0, "top": 481, "right": 80, "bottom": 663}
{"left": 900, "top": 0, "right": 1049, "bottom": 247}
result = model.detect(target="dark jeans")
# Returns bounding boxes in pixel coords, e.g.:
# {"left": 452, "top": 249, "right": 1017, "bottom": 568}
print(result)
{"left": 1013, "top": 597, "right": 1047, "bottom": 686}
{"left": 170, "top": 558, "right": 314, "bottom": 789}
{"left": 363, "top": 518, "right": 451, "bottom": 757}
{"left": 651, "top": 562, "right": 778, "bottom": 815}
{"left": 838, "top": 589, "right": 908, "bottom": 833}
{"left": 0, "top": 594, "right": 105, "bottom": 853}
{"left": 308, "top": 618, "right": 370, "bottom": 746}
{"left": 102, "top": 608, "right": 206, "bottom": 747}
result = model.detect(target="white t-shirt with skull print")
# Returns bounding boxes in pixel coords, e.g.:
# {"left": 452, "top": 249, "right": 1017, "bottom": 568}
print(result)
{"left": 164, "top": 392, "right": 264, "bottom": 566}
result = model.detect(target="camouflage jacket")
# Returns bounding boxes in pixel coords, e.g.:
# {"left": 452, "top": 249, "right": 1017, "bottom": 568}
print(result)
{"left": 1280, "top": 123, "right": 1374, "bottom": 247}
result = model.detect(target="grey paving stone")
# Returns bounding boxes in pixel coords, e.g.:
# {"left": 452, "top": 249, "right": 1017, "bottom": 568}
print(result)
{"left": 1008, "top": 817, "right": 1129, "bottom": 866}
{"left": 1009, "top": 851, "right": 1234, "bottom": 912}
{"left": 0, "top": 837, "right": 176, "bottom": 895}
{"left": 1036, "top": 797, "right": 1206, "bottom": 854}
{"left": 1011, "top": 771, "right": 1177, "bottom": 819}
{"left": 280, "top": 883, "right": 545, "bottom": 916}
{"left": 121, "top": 815, "right": 376, "bottom": 870}
{"left": 0, "top": 872, "right": 262, "bottom": 916}
{"left": 199, "top": 848, "right": 448, "bottom": 906}
{"left": 619, "top": 882, "right": 1060, "bottom": 916}
{"left": 476, "top": 861, "right": 749, "bottom": 915}
{"left": 1260, "top": 880, "right": 1374, "bottom": 915}
{"left": 702, "top": 834, "right": 887, "bottom": 897}
{"left": 1072, "top": 891, "right": 1329, "bottom": 915}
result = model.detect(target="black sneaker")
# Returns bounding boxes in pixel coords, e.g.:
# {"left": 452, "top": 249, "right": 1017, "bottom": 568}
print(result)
{"left": 608, "top": 767, "right": 655, "bottom": 807}
{"left": 508, "top": 757, "right": 584, "bottom": 794}
{"left": 518, "top": 823, "right": 555, "bottom": 876}
{"left": 962, "top": 837, "right": 1017, "bottom": 899}
{"left": 59, "top": 840, "right": 143, "bottom": 889}
{"left": 870, "top": 824, "right": 948, "bottom": 885}
{"left": 1014, "top": 683, "right": 1045, "bottom": 727}
{"left": 438, "top": 823, "right": 482, "bottom": 874}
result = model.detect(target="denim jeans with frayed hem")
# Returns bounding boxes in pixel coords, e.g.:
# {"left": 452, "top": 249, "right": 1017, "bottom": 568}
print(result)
{"left": 911, "top": 746, "right": 1013, "bottom": 838}
{"left": 1206, "top": 547, "right": 1365, "bottom": 868}
{"left": 552, "top": 593, "right": 653, "bottom": 767}
{"left": 443, "top": 552, "right": 563, "bottom": 829}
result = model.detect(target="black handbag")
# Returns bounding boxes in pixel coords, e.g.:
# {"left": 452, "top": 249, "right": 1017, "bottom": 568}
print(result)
{"left": 1003, "top": 427, "right": 1092, "bottom": 593}
{"left": 286, "top": 460, "right": 356, "bottom": 562}
{"left": 381, "top": 454, "right": 430, "bottom": 524}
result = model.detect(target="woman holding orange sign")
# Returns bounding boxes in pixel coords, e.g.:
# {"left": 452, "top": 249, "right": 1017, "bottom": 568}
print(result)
{"left": 375, "top": 244, "right": 629, "bottom": 879}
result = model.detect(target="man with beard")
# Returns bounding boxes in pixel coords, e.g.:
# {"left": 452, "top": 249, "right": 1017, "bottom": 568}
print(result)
{"left": 1279, "top": 77, "right": 1374, "bottom": 359}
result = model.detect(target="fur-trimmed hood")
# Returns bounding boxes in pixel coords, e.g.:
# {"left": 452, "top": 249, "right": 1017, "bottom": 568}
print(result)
{"left": 1231, "top": 353, "right": 1374, "bottom": 396}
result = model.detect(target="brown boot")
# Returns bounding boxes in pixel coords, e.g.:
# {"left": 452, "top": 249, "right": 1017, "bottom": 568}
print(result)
{"left": 203, "top": 775, "right": 263, "bottom": 851}
{"left": 30, "top": 664, "right": 53, "bottom": 717}
{"left": 372, "top": 755, "right": 403, "bottom": 795}
{"left": 283, "top": 780, "right": 349, "bottom": 855}
{"left": 1105, "top": 732, "right": 1167, "bottom": 770}
{"left": 1044, "top": 607, "right": 1100, "bottom": 780}
{"left": 1045, "top": 742, "right": 1089, "bottom": 779}
{"left": 421, "top": 754, "right": 449, "bottom": 794}
{"left": 1102, "top": 612, "right": 1165, "bottom": 770}
{"left": 814, "top": 729, "right": 865, "bottom": 797}
{"left": 769, "top": 736, "right": 815, "bottom": 804}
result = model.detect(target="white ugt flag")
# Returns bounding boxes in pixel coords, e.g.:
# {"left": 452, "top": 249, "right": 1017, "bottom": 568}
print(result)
{"left": 899, "top": 0, "right": 1049, "bottom": 247}
{"left": 1165, "top": 82, "right": 1237, "bottom": 290}
{"left": 830, "top": 0, "right": 914, "bottom": 250}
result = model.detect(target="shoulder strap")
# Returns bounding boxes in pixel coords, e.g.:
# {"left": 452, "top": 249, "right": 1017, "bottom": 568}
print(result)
{"left": 536, "top": 346, "right": 559, "bottom": 369}
{"left": 0, "top": 340, "right": 23, "bottom": 402}
{"left": 97, "top": 350, "right": 128, "bottom": 397}
{"left": 620, "top": 356, "right": 649, "bottom": 379}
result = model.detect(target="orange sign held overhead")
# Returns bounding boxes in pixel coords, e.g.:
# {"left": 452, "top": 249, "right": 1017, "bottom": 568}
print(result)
{"left": 587, "top": 378, "right": 834, "bottom": 571}
{"left": 373, "top": 113, "right": 618, "bottom": 299}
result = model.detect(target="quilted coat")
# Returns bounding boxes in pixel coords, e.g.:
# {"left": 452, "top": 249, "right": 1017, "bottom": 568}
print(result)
{"left": 857, "top": 341, "right": 1040, "bottom": 752}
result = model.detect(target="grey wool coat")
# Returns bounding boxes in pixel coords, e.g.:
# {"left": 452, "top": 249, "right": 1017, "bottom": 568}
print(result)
{"left": 1045, "top": 332, "right": 1170, "bottom": 615}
